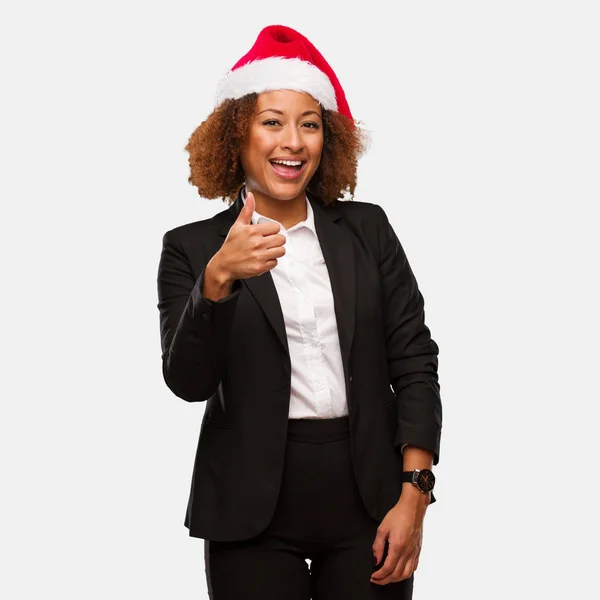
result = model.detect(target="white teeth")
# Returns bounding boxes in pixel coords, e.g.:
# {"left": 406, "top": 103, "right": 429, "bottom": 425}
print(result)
{"left": 271, "top": 159, "right": 303, "bottom": 166}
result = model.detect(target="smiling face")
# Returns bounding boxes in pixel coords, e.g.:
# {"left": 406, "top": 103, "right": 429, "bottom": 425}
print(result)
{"left": 239, "top": 90, "right": 324, "bottom": 206}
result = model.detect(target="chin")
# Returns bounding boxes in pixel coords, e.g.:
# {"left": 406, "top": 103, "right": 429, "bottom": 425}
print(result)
{"left": 264, "top": 180, "right": 308, "bottom": 201}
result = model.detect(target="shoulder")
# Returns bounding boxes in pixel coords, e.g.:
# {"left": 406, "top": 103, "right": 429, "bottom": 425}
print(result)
{"left": 333, "top": 198, "right": 388, "bottom": 222}
{"left": 330, "top": 198, "right": 390, "bottom": 239}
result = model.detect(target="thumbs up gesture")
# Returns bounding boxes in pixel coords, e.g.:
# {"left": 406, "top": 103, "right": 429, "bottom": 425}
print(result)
{"left": 213, "top": 191, "right": 287, "bottom": 281}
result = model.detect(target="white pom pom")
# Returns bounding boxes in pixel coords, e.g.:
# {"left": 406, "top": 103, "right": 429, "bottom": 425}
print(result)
{"left": 355, "top": 121, "right": 372, "bottom": 157}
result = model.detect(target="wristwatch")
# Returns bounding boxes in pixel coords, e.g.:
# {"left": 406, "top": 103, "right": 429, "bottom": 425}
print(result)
{"left": 402, "top": 469, "right": 435, "bottom": 493}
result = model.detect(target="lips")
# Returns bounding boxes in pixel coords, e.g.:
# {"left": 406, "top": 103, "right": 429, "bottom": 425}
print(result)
{"left": 269, "top": 160, "right": 307, "bottom": 180}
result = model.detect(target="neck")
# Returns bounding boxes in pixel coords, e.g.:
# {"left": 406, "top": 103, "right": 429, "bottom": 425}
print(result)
{"left": 246, "top": 187, "right": 308, "bottom": 229}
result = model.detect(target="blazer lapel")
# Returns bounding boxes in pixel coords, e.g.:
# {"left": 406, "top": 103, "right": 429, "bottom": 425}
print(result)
{"left": 217, "top": 189, "right": 357, "bottom": 385}
{"left": 309, "top": 192, "right": 356, "bottom": 385}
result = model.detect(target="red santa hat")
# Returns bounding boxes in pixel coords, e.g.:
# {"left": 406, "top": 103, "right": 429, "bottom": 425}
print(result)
{"left": 214, "top": 24, "right": 354, "bottom": 123}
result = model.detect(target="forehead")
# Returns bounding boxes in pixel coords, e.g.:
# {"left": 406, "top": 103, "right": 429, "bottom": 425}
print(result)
{"left": 256, "top": 90, "right": 322, "bottom": 114}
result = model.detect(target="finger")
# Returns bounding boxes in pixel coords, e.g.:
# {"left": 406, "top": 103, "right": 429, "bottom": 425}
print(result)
{"left": 372, "top": 554, "right": 411, "bottom": 586}
{"left": 263, "top": 245, "right": 286, "bottom": 262}
{"left": 371, "top": 544, "right": 402, "bottom": 580}
{"left": 255, "top": 222, "right": 283, "bottom": 237}
{"left": 371, "top": 529, "right": 388, "bottom": 567}
{"left": 403, "top": 556, "right": 417, "bottom": 579}
{"left": 413, "top": 552, "right": 420, "bottom": 572}
{"left": 262, "top": 232, "right": 287, "bottom": 249}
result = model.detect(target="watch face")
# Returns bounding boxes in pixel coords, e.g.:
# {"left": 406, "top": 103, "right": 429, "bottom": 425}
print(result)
{"left": 416, "top": 469, "right": 435, "bottom": 492}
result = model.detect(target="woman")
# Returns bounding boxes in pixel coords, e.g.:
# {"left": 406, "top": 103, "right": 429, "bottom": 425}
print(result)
{"left": 157, "top": 24, "right": 442, "bottom": 600}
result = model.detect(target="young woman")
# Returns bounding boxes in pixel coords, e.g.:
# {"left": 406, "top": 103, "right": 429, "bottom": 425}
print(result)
{"left": 157, "top": 24, "right": 442, "bottom": 600}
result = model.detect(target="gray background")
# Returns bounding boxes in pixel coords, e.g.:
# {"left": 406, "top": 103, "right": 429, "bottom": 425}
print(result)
{"left": 1, "top": 1, "right": 598, "bottom": 598}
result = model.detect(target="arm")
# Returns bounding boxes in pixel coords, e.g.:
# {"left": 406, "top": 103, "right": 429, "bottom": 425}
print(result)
{"left": 157, "top": 230, "right": 241, "bottom": 402}
{"left": 371, "top": 206, "right": 442, "bottom": 582}
{"left": 376, "top": 205, "right": 443, "bottom": 466}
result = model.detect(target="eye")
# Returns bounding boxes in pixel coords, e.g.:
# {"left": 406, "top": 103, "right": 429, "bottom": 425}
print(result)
{"left": 262, "top": 119, "right": 281, "bottom": 127}
{"left": 302, "top": 122, "right": 320, "bottom": 129}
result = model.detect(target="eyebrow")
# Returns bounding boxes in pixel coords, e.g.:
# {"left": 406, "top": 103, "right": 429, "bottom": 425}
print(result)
{"left": 257, "top": 108, "right": 322, "bottom": 118}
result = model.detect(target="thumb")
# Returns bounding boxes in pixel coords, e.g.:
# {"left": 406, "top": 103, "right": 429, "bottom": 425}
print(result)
{"left": 237, "top": 190, "right": 255, "bottom": 225}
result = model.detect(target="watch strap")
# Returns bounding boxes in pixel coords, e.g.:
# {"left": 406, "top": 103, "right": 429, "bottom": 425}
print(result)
{"left": 402, "top": 470, "right": 417, "bottom": 483}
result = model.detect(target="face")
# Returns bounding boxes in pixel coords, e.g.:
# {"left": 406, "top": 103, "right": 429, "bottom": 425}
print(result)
{"left": 239, "top": 90, "right": 324, "bottom": 203}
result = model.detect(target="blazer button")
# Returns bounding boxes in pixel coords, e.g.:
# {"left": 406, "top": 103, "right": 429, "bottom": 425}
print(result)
{"left": 201, "top": 313, "right": 211, "bottom": 321}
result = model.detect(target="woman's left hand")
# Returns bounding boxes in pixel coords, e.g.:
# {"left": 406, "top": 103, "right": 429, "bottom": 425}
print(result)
{"left": 370, "top": 491, "right": 429, "bottom": 585}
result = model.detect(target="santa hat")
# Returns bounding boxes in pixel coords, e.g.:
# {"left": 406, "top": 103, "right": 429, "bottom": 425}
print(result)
{"left": 214, "top": 24, "right": 354, "bottom": 123}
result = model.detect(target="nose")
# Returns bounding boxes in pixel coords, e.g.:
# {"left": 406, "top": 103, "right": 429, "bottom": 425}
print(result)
{"left": 280, "top": 123, "right": 304, "bottom": 153}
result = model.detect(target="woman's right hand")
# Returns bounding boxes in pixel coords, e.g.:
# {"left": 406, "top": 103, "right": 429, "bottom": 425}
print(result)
{"left": 212, "top": 191, "right": 287, "bottom": 282}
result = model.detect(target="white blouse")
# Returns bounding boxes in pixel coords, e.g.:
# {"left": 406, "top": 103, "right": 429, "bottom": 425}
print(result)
{"left": 243, "top": 188, "right": 347, "bottom": 419}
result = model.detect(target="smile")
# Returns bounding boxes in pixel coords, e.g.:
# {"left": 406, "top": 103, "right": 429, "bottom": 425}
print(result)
{"left": 269, "top": 159, "right": 307, "bottom": 180}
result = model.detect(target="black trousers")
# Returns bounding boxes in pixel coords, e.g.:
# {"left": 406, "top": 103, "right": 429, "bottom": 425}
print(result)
{"left": 204, "top": 415, "right": 414, "bottom": 599}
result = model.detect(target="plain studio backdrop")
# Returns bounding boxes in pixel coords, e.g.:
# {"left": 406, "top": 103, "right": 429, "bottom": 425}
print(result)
{"left": 1, "top": 1, "right": 598, "bottom": 598}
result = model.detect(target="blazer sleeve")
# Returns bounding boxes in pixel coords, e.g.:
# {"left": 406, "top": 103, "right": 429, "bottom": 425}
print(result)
{"left": 157, "top": 229, "right": 242, "bottom": 402}
{"left": 375, "top": 205, "right": 443, "bottom": 465}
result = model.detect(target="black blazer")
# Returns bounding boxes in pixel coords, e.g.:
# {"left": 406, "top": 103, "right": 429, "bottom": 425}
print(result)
{"left": 157, "top": 188, "right": 442, "bottom": 541}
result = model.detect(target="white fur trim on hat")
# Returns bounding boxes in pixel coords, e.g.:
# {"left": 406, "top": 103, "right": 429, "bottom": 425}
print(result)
{"left": 214, "top": 57, "right": 338, "bottom": 110}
